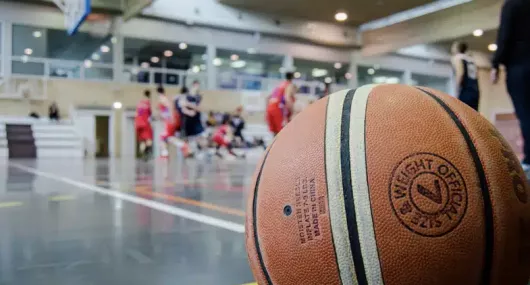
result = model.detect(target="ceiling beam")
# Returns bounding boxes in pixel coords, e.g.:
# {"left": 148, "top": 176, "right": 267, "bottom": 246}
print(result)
{"left": 361, "top": 0, "right": 501, "bottom": 56}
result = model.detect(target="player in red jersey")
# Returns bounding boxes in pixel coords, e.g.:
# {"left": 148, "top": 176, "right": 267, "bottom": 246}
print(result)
{"left": 157, "top": 86, "right": 174, "bottom": 158}
{"left": 135, "top": 90, "right": 153, "bottom": 159}
{"left": 266, "top": 72, "right": 296, "bottom": 135}
{"left": 213, "top": 114, "right": 243, "bottom": 159}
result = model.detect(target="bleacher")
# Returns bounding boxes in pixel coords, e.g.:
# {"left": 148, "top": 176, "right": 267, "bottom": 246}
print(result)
{"left": 0, "top": 117, "right": 83, "bottom": 158}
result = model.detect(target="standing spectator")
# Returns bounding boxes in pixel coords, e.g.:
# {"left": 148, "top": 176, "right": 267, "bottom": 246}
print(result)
{"left": 491, "top": 0, "right": 530, "bottom": 171}
{"left": 230, "top": 106, "right": 246, "bottom": 147}
{"left": 49, "top": 101, "right": 60, "bottom": 121}
{"left": 451, "top": 41, "right": 480, "bottom": 111}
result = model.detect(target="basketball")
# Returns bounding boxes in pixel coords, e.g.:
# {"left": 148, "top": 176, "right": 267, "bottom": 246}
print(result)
{"left": 245, "top": 84, "right": 530, "bottom": 285}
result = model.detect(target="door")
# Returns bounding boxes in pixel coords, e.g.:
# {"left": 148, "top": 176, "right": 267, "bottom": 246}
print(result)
{"left": 95, "top": 115, "right": 109, "bottom": 158}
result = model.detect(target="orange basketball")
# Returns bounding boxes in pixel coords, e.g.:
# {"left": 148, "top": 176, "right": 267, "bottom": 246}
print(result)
{"left": 245, "top": 84, "right": 530, "bottom": 285}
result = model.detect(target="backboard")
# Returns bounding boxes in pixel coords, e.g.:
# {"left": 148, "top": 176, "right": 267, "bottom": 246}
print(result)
{"left": 53, "top": 0, "right": 92, "bottom": 35}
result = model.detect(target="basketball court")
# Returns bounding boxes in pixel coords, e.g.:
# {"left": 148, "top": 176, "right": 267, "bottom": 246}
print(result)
{"left": 0, "top": 156, "right": 258, "bottom": 285}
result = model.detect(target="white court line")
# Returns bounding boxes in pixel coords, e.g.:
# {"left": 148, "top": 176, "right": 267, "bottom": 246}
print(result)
{"left": 10, "top": 163, "right": 245, "bottom": 234}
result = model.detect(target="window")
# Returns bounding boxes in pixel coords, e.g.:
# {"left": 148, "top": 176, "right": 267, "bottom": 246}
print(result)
{"left": 293, "top": 58, "right": 349, "bottom": 84}
{"left": 216, "top": 48, "right": 283, "bottom": 90}
{"left": 411, "top": 73, "right": 450, "bottom": 94}
{"left": 123, "top": 38, "right": 206, "bottom": 85}
{"left": 358, "top": 66, "right": 404, "bottom": 86}
{"left": 11, "top": 24, "right": 113, "bottom": 80}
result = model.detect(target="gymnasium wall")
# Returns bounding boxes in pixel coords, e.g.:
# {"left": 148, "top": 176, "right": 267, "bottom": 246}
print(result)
{"left": 0, "top": 79, "right": 269, "bottom": 123}
{"left": 0, "top": 71, "right": 514, "bottom": 125}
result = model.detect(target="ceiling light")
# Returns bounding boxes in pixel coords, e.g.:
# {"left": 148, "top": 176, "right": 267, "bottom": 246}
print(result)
{"left": 141, "top": 62, "right": 150, "bottom": 68}
{"left": 324, "top": 77, "right": 333, "bottom": 84}
{"left": 113, "top": 102, "right": 122, "bottom": 109}
{"left": 367, "top": 68, "right": 375, "bottom": 75}
{"left": 91, "top": 53, "right": 100, "bottom": 61}
{"left": 179, "top": 43, "right": 188, "bottom": 50}
{"left": 24, "top": 48, "right": 33, "bottom": 55}
{"left": 335, "top": 11, "right": 348, "bottom": 22}
{"left": 231, "top": 54, "right": 239, "bottom": 61}
{"left": 334, "top": 62, "right": 342, "bottom": 69}
{"left": 488, "top": 43, "right": 498, "bottom": 52}
{"left": 294, "top": 72, "right": 301, "bottom": 79}
{"left": 192, "top": 66, "right": 201, "bottom": 73}
{"left": 33, "top": 31, "right": 42, "bottom": 38}
{"left": 200, "top": 64, "right": 206, "bottom": 70}
{"left": 247, "top": 48, "right": 257, "bottom": 54}
{"left": 151, "top": 56, "right": 160, "bottom": 63}
{"left": 164, "top": 50, "right": 173, "bottom": 57}
{"left": 473, "top": 29, "right": 484, "bottom": 37}
{"left": 84, "top": 60, "right": 93, "bottom": 68}
{"left": 213, "top": 58, "right": 222, "bottom": 66}
{"left": 231, "top": 60, "right": 246, "bottom": 68}
{"left": 345, "top": 72, "right": 352, "bottom": 79}
{"left": 312, "top": 68, "right": 328, "bottom": 77}
{"left": 111, "top": 36, "right": 118, "bottom": 44}
{"left": 100, "top": 45, "right": 110, "bottom": 53}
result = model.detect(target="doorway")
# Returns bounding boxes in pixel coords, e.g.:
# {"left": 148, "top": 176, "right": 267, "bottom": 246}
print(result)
{"left": 95, "top": 115, "right": 109, "bottom": 158}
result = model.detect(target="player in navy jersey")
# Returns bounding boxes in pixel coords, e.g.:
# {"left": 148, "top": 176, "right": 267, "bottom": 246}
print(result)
{"left": 451, "top": 41, "right": 480, "bottom": 111}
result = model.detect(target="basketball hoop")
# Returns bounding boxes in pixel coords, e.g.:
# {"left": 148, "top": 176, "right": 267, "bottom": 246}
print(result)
{"left": 53, "top": 0, "right": 91, "bottom": 35}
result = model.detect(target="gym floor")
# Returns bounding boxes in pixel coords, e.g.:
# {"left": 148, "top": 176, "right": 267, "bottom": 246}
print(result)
{"left": 0, "top": 156, "right": 258, "bottom": 285}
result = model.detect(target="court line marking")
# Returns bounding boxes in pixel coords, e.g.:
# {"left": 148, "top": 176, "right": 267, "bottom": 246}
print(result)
{"left": 49, "top": 195, "right": 76, "bottom": 202}
{"left": 135, "top": 186, "right": 246, "bottom": 217}
{"left": 0, "top": 201, "right": 23, "bottom": 208}
{"left": 10, "top": 163, "right": 245, "bottom": 234}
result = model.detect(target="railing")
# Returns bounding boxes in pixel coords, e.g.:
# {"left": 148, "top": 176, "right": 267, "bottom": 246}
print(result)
{"left": 6, "top": 57, "right": 349, "bottom": 97}
{"left": 11, "top": 56, "right": 114, "bottom": 82}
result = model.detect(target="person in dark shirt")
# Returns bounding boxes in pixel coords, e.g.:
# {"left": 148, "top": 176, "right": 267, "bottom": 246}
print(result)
{"left": 451, "top": 41, "right": 480, "bottom": 111}
{"left": 491, "top": 0, "right": 530, "bottom": 171}
{"left": 230, "top": 106, "right": 246, "bottom": 147}
{"left": 49, "top": 102, "right": 60, "bottom": 121}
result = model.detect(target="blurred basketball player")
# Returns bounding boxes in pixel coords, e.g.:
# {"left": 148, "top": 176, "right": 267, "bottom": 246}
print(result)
{"left": 231, "top": 106, "right": 246, "bottom": 147}
{"left": 266, "top": 72, "right": 296, "bottom": 135}
{"left": 213, "top": 114, "right": 243, "bottom": 159}
{"left": 157, "top": 86, "right": 173, "bottom": 158}
{"left": 135, "top": 90, "right": 153, "bottom": 159}
{"left": 451, "top": 41, "right": 480, "bottom": 111}
{"left": 181, "top": 81, "right": 207, "bottom": 154}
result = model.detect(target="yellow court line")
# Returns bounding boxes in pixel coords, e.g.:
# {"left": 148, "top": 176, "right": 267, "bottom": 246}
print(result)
{"left": 49, "top": 195, "right": 76, "bottom": 202}
{"left": 135, "top": 186, "right": 246, "bottom": 217}
{"left": 0, "top": 201, "right": 23, "bottom": 208}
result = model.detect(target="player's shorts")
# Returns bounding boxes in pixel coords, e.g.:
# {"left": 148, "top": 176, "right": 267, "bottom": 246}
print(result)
{"left": 266, "top": 103, "right": 284, "bottom": 134}
{"left": 161, "top": 121, "right": 177, "bottom": 142}
{"left": 135, "top": 120, "right": 153, "bottom": 141}
{"left": 213, "top": 135, "right": 230, "bottom": 147}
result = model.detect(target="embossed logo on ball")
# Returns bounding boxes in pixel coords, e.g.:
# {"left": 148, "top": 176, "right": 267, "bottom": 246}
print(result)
{"left": 389, "top": 153, "right": 468, "bottom": 237}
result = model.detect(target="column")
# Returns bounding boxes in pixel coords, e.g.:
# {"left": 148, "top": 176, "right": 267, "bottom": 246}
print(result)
{"left": 282, "top": 55, "right": 294, "bottom": 72}
{"left": 2, "top": 22, "right": 12, "bottom": 79}
{"left": 112, "top": 18, "right": 124, "bottom": 83}
{"left": 206, "top": 44, "right": 217, "bottom": 90}
{"left": 403, "top": 69, "right": 413, "bottom": 85}
{"left": 348, "top": 51, "right": 359, "bottom": 88}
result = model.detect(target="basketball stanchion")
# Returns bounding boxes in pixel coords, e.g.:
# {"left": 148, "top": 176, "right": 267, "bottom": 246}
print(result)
{"left": 52, "top": 0, "right": 91, "bottom": 35}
